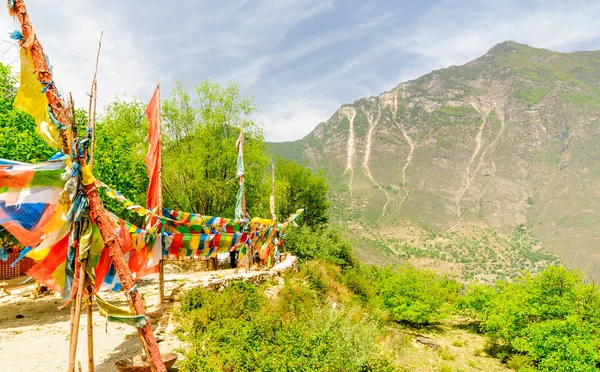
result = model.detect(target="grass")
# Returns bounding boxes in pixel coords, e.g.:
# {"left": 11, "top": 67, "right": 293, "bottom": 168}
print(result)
{"left": 440, "top": 364, "right": 453, "bottom": 372}
{"left": 514, "top": 87, "right": 550, "bottom": 106}
{"left": 562, "top": 91, "right": 600, "bottom": 106}
{"left": 452, "top": 339, "right": 466, "bottom": 347}
{"left": 440, "top": 348, "right": 457, "bottom": 361}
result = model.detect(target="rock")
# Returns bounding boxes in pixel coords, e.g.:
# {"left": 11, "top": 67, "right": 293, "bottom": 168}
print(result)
{"left": 415, "top": 336, "right": 441, "bottom": 350}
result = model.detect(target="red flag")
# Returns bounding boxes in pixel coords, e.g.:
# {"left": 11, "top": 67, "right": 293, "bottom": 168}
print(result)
{"left": 145, "top": 86, "right": 161, "bottom": 211}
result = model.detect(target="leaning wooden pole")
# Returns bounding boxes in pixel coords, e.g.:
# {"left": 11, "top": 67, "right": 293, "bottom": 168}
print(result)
{"left": 10, "top": 2, "right": 167, "bottom": 371}
{"left": 67, "top": 93, "right": 84, "bottom": 372}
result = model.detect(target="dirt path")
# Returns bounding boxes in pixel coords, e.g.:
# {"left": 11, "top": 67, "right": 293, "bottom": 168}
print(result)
{"left": 0, "top": 257, "right": 297, "bottom": 371}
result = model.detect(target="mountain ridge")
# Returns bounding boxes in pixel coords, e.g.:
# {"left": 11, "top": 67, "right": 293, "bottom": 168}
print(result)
{"left": 269, "top": 40, "right": 600, "bottom": 281}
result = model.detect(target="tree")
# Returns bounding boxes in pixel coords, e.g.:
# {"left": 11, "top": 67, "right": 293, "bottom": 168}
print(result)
{"left": 161, "top": 81, "right": 269, "bottom": 217}
{"left": 459, "top": 266, "right": 600, "bottom": 370}
{"left": 283, "top": 225, "right": 356, "bottom": 268}
{"left": 93, "top": 98, "right": 149, "bottom": 225}
{"left": 0, "top": 62, "right": 54, "bottom": 163}
{"left": 275, "top": 157, "right": 329, "bottom": 227}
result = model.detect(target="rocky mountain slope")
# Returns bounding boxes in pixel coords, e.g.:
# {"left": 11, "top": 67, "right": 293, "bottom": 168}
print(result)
{"left": 270, "top": 41, "right": 600, "bottom": 281}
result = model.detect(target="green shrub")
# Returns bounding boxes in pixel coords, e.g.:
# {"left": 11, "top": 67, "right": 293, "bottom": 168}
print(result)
{"left": 304, "top": 260, "right": 353, "bottom": 304}
{"left": 343, "top": 266, "right": 378, "bottom": 304}
{"left": 455, "top": 283, "right": 498, "bottom": 320}
{"left": 465, "top": 266, "right": 600, "bottom": 371}
{"left": 506, "top": 354, "right": 534, "bottom": 371}
{"left": 284, "top": 225, "right": 357, "bottom": 268}
{"left": 176, "top": 267, "right": 396, "bottom": 371}
{"left": 373, "top": 264, "right": 458, "bottom": 325}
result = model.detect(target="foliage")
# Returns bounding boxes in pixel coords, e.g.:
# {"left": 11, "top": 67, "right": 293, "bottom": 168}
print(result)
{"left": 275, "top": 157, "right": 330, "bottom": 227}
{"left": 176, "top": 272, "right": 397, "bottom": 371}
{"left": 161, "top": 81, "right": 269, "bottom": 217}
{"left": 455, "top": 284, "right": 498, "bottom": 318}
{"left": 283, "top": 225, "right": 356, "bottom": 269}
{"left": 372, "top": 264, "right": 458, "bottom": 326}
{"left": 0, "top": 62, "right": 54, "bottom": 163}
{"left": 343, "top": 265, "right": 378, "bottom": 304}
{"left": 459, "top": 266, "right": 600, "bottom": 371}
{"left": 91, "top": 80, "right": 327, "bottom": 225}
{"left": 93, "top": 98, "right": 149, "bottom": 225}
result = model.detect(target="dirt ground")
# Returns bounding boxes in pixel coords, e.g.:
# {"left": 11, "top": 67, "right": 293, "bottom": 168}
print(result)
{"left": 0, "top": 263, "right": 281, "bottom": 372}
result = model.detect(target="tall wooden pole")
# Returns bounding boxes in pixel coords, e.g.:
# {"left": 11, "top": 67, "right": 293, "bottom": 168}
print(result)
{"left": 88, "top": 31, "right": 103, "bottom": 168}
{"left": 271, "top": 163, "right": 276, "bottom": 222}
{"left": 67, "top": 93, "right": 83, "bottom": 372}
{"left": 239, "top": 125, "right": 250, "bottom": 272}
{"left": 10, "top": 2, "right": 167, "bottom": 371}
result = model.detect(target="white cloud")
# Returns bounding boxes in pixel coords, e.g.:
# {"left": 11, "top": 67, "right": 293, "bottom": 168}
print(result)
{"left": 388, "top": 1, "right": 600, "bottom": 70}
{"left": 2, "top": 0, "right": 600, "bottom": 144}
{"left": 0, "top": 1, "right": 159, "bottom": 111}
{"left": 256, "top": 95, "right": 339, "bottom": 142}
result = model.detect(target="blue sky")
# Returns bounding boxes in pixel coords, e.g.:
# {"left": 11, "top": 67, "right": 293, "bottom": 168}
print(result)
{"left": 2, "top": 0, "right": 600, "bottom": 141}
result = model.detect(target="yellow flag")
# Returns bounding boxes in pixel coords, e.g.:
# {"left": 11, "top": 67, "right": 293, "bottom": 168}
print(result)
{"left": 14, "top": 49, "right": 62, "bottom": 149}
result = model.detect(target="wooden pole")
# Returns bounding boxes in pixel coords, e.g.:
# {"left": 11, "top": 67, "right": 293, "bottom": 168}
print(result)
{"left": 68, "top": 300, "right": 76, "bottom": 366}
{"left": 271, "top": 163, "right": 276, "bottom": 222}
{"left": 10, "top": 2, "right": 167, "bottom": 371}
{"left": 158, "top": 258, "right": 165, "bottom": 303}
{"left": 68, "top": 264, "right": 87, "bottom": 372}
{"left": 11, "top": 1, "right": 70, "bottom": 156}
{"left": 88, "top": 31, "right": 103, "bottom": 168}
{"left": 239, "top": 125, "right": 250, "bottom": 273}
{"left": 87, "top": 286, "right": 94, "bottom": 372}
{"left": 67, "top": 92, "right": 83, "bottom": 372}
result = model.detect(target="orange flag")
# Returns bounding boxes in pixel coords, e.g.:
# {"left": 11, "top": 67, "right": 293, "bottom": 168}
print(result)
{"left": 145, "top": 86, "right": 161, "bottom": 212}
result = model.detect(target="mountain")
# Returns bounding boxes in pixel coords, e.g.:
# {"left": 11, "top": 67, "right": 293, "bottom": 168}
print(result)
{"left": 270, "top": 41, "right": 600, "bottom": 281}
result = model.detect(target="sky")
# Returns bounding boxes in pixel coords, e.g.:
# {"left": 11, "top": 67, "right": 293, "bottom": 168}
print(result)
{"left": 2, "top": 0, "right": 600, "bottom": 142}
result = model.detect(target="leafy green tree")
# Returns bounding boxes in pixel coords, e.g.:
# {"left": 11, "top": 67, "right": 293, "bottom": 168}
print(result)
{"left": 0, "top": 62, "right": 54, "bottom": 163}
{"left": 275, "top": 157, "right": 330, "bottom": 226}
{"left": 161, "top": 81, "right": 269, "bottom": 217}
{"left": 459, "top": 266, "right": 600, "bottom": 371}
{"left": 93, "top": 98, "right": 149, "bottom": 225}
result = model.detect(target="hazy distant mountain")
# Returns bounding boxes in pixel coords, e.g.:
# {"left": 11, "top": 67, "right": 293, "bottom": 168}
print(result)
{"left": 270, "top": 41, "right": 600, "bottom": 281}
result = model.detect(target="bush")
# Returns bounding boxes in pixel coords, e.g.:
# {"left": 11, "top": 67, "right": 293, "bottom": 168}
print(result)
{"left": 176, "top": 268, "right": 396, "bottom": 371}
{"left": 373, "top": 264, "right": 458, "bottom": 325}
{"left": 506, "top": 354, "right": 534, "bottom": 371}
{"left": 455, "top": 283, "right": 498, "bottom": 320}
{"left": 343, "top": 266, "right": 378, "bottom": 304}
{"left": 304, "top": 260, "right": 352, "bottom": 304}
{"left": 461, "top": 266, "right": 600, "bottom": 371}
{"left": 284, "top": 225, "right": 357, "bottom": 268}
